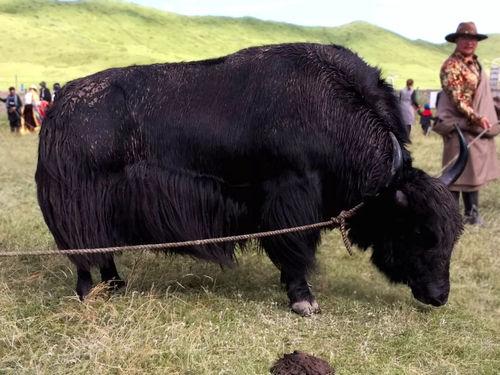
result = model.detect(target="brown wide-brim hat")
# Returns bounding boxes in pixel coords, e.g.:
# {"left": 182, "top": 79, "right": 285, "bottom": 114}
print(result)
{"left": 445, "top": 22, "right": 488, "bottom": 43}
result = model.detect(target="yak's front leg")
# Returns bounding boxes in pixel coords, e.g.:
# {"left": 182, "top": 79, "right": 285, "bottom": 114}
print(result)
{"left": 260, "top": 172, "right": 322, "bottom": 316}
{"left": 281, "top": 270, "right": 320, "bottom": 316}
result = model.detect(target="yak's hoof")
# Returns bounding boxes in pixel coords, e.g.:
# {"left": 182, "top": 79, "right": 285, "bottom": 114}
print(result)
{"left": 291, "top": 299, "right": 320, "bottom": 316}
{"left": 106, "top": 278, "right": 126, "bottom": 290}
{"left": 76, "top": 284, "right": 91, "bottom": 301}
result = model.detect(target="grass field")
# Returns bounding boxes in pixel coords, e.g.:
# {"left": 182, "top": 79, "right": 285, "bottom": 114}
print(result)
{"left": 0, "top": 116, "right": 499, "bottom": 374}
{"left": 1, "top": 0, "right": 499, "bottom": 90}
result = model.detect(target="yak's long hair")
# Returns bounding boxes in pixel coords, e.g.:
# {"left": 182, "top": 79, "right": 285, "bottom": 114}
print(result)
{"left": 37, "top": 43, "right": 415, "bottom": 274}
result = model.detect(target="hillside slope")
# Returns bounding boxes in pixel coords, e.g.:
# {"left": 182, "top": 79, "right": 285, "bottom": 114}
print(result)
{"left": 0, "top": 0, "right": 499, "bottom": 89}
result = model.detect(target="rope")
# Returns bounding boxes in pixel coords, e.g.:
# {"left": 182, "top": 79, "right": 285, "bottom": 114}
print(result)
{"left": 0, "top": 203, "right": 364, "bottom": 258}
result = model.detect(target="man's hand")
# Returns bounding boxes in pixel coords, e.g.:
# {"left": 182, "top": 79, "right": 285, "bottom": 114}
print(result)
{"left": 479, "top": 116, "right": 492, "bottom": 130}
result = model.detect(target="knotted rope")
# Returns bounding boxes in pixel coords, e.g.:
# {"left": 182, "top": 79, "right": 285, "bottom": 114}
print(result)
{"left": 0, "top": 203, "right": 364, "bottom": 258}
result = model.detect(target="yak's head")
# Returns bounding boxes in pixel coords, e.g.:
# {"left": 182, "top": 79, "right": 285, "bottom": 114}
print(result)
{"left": 347, "top": 129, "right": 466, "bottom": 306}
{"left": 348, "top": 172, "right": 462, "bottom": 306}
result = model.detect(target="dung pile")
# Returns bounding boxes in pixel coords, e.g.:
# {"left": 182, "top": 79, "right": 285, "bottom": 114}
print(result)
{"left": 270, "top": 351, "right": 334, "bottom": 375}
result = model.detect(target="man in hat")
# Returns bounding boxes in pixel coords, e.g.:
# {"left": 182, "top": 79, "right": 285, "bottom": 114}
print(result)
{"left": 434, "top": 22, "right": 500, "bottom": 225}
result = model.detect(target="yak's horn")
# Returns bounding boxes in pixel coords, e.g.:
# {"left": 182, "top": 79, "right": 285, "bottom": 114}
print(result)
{"left": 389, "top": 132, "right": 403, "bottom": 178}
{"left": 377, "top": 132, "right": 403, "bottom": 190}
{"left": 439, "top": 125, "right": 468, "bottom": 186}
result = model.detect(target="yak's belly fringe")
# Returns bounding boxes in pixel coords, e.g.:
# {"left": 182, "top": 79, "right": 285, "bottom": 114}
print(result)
{"left": 116, "top": 162, "right": 246, "bottom": 265}
{"left": 38, "top": 161, "right": 248, "bottom": 268}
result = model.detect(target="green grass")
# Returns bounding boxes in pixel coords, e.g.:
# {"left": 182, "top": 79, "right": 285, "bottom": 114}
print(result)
{"left": 1, "top": 1, "right": 500, "bottom": 372}
{"left": 1, "top": 0, "right": 499, "bottom": 90}
{"left": 0, "top": 118, "right": 499, "bottom": 373}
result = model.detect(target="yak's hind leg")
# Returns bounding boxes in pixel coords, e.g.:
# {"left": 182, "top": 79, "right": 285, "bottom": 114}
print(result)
{"left": 75, "top": 258, "right": 124, "bottom": 300}
{"left": 76, "top": 268, "right": 93, "bottom": 300}
{"left": 75, "top": 258, "right": 124, "bottom": 299}
{"left": 36, "top": 82, "right": 132, "bottom": 300}
{"left": 37, "top": 168, "right": 125, "bottom": 300}
{"left": 100, "top": 258, "right": 125, "bottom": 290}
{"left": 260, "top": 172, "right": 322, "bottom": 316}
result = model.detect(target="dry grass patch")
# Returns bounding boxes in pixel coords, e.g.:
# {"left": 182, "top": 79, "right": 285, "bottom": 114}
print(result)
{"left": 0, "top": 124, "right": 499, "bottom": 374}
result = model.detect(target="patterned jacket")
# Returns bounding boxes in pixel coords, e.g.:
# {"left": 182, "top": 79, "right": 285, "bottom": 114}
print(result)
{"left": 440, "top": 51, "right": 482, "bottom": 126}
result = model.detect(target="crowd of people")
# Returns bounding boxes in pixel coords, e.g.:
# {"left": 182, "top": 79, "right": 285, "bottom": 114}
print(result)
{"left": 1, "top": 81, "right": 61, "bottom": 133}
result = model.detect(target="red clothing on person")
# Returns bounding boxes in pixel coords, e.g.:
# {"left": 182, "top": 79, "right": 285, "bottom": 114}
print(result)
{"left": 421, "top": 109, "right": 433, "bottom": 117}
{"left": 39, "top": 100, "right": 49, "bottom": 119}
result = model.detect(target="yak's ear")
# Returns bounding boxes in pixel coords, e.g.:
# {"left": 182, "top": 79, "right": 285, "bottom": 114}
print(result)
{"left": 395, "top": 190, "right": 408, "bottom": 207}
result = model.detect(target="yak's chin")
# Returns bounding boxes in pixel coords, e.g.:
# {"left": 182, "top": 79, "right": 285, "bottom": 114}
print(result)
{"left": 411, "top": 287, "right": 449, "bottom": 307}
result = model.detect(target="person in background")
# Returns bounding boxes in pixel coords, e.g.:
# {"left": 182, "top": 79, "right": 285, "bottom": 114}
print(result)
{"left": 39, "top": 81, "right": 52, "bottom": 104}
{"left": 399, "top": 78, "right": 419, "bottom": 135}
{"left": 23, "top": 84, "right": 41, "bottom": 131}
{"left": 38, "top": 83, "right": 51, "bottom": 121}
{"left": 52, "top": 82, "right": 61, "bottom": 102}
{"left": 434, "top": 22, "right": 500, "bottom": 225}
{"left": 419, "top": 103, "right": 434, "bottom": 135}
{"left": 5, "top": 87, "right": 23, "bottom": 133}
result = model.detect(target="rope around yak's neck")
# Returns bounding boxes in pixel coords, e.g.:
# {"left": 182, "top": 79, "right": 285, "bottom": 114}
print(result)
{"left": 0, "top": 203, "right": 365, "bottom": 258}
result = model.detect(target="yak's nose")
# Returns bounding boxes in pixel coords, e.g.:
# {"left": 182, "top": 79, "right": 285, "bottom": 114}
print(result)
{"left": 412, "top": 284, "right": 449, "bottom": 307}
{"left": 427, "top": 291, "right": 448, "bottom": 307}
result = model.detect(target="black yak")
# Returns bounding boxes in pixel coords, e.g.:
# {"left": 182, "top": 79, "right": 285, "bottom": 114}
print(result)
{"left": 36, "top": 43, "right": 465, "bottom": 316}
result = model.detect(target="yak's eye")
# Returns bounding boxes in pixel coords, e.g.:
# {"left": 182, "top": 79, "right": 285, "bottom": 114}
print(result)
{"left": 415, "top": 226, "right": 437, "bottom": 248}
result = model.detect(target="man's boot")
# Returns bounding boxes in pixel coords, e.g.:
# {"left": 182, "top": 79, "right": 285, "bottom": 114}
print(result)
{"left": 463, "top": 191, "right": 483, "bottom": 225}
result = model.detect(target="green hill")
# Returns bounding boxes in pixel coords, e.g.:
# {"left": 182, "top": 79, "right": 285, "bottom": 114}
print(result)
{"left": 1, "top": 0, "right": 499, "bottom": 89}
